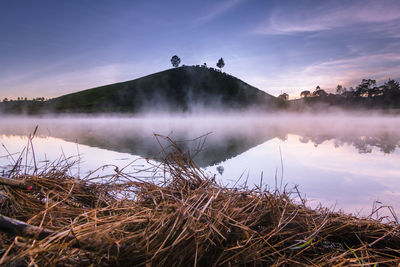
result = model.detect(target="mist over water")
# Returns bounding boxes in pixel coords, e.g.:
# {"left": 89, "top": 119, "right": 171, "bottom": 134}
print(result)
{"left": 1, "top": 111, "right": 400, "bottom": 218}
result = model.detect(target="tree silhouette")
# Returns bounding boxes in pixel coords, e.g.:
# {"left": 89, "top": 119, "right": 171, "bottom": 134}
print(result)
{"left": 300, "top": 90, "right": 311, "bottom": 98}
{"left": 384, "top": 79, "right": 400, "bottom": 93}
{"left": 216, "top": 57, "right": 225, "bottom": 71}
{"left": 336, "top": 85, "right": 346, "bottom": 95}
{"left": 312, "top": 86, "right": 328, "bottom": 97}
{"left": 170, "top": 55, "right": 181, "bottom": 68}
{"left": 278, "top": 93, "right": 289, "bottom": 101}
{"left": 355, "top": 79, "right": 376, "bottom": 97}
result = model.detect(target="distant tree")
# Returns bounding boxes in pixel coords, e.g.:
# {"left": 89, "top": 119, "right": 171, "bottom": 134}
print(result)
{"left": 278, "top": 93, "right": 289, "bottom": 101}
{"left": 336, "top": 85, "right": 346, "bottom": 95}
{"left": 216, "top": 57, "right": 225, "bottom": 71}
{"left": 312, "top": 85, "right": 327, "bottom": 97}
{"left": 384, "top": 78, "right": 400, "bottom": 93}
{"left": 300, "top": 90, "right": 311, "bottom": 98}
{"left": 342, "top": 86, "right": 355, "bottom": 98}
{"left": 170, "top": 55, "right": 181, "bottom": 68}
{"left": 355, "top": 79, "right": 376, "bottom": 97}
{"left": 336, "top": 85, "right": 342, "bottom": 94}
{"left": 2, "top": 98, "right": 8, "bottom": 102}
{"left": 366, "top": 79, "right": 376, "bottom": 97}
{"left": 202, "top": 63, "right": 207, "bottom": 68}
{"left": 312, "top": 88, "right": 328, "bottom": 97}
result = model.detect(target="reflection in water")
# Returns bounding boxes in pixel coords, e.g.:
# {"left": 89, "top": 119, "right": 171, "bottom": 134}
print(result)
{"left": 0, "top": 114, "right": 400, "bottom": 217}
{"left": 298, "top": 131, "right": 400, "bottom": 154}
{"left": 0, "top": 135, "right": 156, "bottom": 179}
{"left": 1, "top": 114, "right": 400, "bottom": 166}
{"left": 209, "top": 134, "right": 400, "bottom": 218}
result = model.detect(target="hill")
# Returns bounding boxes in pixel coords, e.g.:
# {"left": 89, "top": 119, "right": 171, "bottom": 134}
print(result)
{"left": 0, "top": 66, "right": 282, "bottom": 114}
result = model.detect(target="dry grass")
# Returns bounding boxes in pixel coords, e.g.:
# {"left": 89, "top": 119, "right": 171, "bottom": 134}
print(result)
{"left": 0, "top": 137, "right": 399, "bottom": 266}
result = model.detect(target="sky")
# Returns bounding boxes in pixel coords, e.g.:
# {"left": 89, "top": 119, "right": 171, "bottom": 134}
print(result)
{"left": 1, "top": 0, "right": 400, "bottom": 99}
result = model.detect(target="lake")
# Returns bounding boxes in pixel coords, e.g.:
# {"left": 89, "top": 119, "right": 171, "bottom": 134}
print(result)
{"left": 1, "top": 113, "right": 400, "bottom": 219}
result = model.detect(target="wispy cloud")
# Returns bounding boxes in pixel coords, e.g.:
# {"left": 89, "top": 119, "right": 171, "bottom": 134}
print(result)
{"left": 255, "top": 0, "right": 400, "bottom": 35}
{"left": 302, "top": 53, "right": 400, "bottom": 85}
{"left": 250, "top": 53, "right": 400, "bottom": 97}
{"left": 193, "top": 0, "right": 243, "bottom": 26}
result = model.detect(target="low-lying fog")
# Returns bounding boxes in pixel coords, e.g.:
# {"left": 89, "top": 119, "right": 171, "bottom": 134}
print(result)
{"left": 1, "top": 111, "right": 400, "bottom": 158}
{"left": 1, "top": 111, "right": 400, "bottom": 219}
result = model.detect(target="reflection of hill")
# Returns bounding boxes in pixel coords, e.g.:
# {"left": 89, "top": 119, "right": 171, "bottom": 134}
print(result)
{"left": 65, "top": 133, "right": 275, "bottom": 167}
{"left": 59, "top": 122, "right": 400, "bottom": 168}
{"left": 0, "top": 117, "right": 278, "bottom": 168}
{"left": 62, "top": 128, "right": 400, "bottom": 157}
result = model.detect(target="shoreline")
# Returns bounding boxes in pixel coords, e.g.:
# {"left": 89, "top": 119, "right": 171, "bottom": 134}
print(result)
{"left": 1, "top": 144, "right": 399, "bottom": 266}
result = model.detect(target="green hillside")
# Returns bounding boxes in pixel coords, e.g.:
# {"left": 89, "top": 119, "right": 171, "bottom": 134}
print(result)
{"left": 40, "top": 66, "right": 280, "bottom": 113}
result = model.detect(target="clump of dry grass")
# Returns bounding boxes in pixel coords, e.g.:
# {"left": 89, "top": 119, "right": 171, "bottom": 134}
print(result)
{"left": 0, "top": 137, "right": 399, "bottom": 266}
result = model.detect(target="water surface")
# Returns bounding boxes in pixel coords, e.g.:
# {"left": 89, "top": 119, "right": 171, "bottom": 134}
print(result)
{"left": 1, "top": 114, "right": 399, "bottom": 218}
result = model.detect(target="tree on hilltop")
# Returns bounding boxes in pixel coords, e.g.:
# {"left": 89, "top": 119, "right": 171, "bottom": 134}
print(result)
{"left": 313, "top": 89, "right": 328, "bottom": 97}
{"left": 216, "top": 57, "right": 225, "bottom": 71}
{"left": 300, "top": 90, "right": 311, "bottom": 98}
{"left": 312, "top": 86, "right": 328, "bottom": 97}
{"left": 278, "top": 93, "right": 289, "bottom": 101}
{"left": 170, "top": 55, "right": 181, "bottom": 68}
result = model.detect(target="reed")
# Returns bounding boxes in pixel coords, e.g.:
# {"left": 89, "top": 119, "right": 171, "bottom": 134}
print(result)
{"left": 0, "top": 138, "right": 399, "bottom": 266}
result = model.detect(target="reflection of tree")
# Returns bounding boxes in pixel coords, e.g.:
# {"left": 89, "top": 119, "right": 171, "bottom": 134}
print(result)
{"left": 311, "top": 135, "right": 332, "bottom": 147}
{"left": 333, "top": 139, "right": 344, "bottom": 148}
{"left": 277, "top": 133, "right": 288, "bottom": 141}
{"left": 366, "top": 134, "right": 397, "bottom": 154}
{"left": 353, "top": 141, "right": 372, "bottom": 154}
{"left": 298, "top": 132, "right": 400, "bottom": 154}
{"left": 299, "top": 136, "right": 309, "bottom": 143}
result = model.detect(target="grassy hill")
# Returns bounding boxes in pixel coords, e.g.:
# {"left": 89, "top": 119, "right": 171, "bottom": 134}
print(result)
{"left": 0, "top": 66, "right": 280, "bottom": 114}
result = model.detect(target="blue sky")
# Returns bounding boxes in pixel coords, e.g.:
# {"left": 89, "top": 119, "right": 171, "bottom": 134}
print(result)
{"left": 1, "top": 0, "right": 400, "bottom": 99}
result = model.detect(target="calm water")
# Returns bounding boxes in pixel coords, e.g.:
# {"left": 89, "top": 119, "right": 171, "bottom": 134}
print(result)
{"left": 1, "top": 114, "right": 400, "bottom": 218}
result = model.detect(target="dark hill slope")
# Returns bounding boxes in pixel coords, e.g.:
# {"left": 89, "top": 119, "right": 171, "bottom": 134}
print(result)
{"left": 44, "top": 66, "right": 280, "bottom": 113}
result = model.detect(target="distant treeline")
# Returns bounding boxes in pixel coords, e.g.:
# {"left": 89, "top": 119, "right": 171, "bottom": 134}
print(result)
{"left": 2, "top": 97, "right": 46, "bottom": 102}
{"left": 288, "top": 78, "right": 400, "bottom": 110}
{"left": 298, "top": 78, "right": 400, "bottom": 99}
{"left": 2, "top": 67, "right": 400, "bottom": 113}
